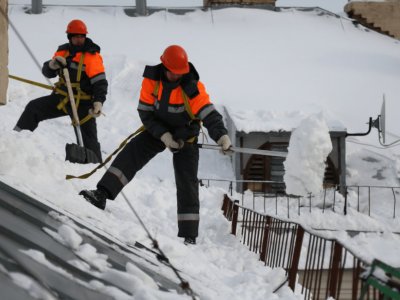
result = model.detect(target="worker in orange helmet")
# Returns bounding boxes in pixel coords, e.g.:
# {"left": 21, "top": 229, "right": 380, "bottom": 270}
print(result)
{"left": 80, "top": 45, "right": 231, "bottom": 245}
{"left": 14, "top": 19, "right": 108, "bottom": 163}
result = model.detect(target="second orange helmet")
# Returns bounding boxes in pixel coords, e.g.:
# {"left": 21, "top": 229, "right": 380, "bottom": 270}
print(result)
{"left": 66, "top": 19, "right": 88, "bottom": 35}
{"left": 160, "top": 45, "right": 189, "bottom": 75}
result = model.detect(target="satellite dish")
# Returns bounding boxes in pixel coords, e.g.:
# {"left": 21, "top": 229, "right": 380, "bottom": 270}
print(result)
{"left": 347, "top": 94, "right": 392, "bottom": 146}
{"left": 380, "top": 95, "right": 386, "bottom": 144}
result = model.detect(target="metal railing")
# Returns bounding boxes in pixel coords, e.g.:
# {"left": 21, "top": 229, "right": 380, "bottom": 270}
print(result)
{"left": 202, "top": 178, "right": 400, "bottom": 220}
{"left": 346, "top": 185, "right": 399, "bottom": 218}
{"left": 221, "top": 194, "right": 396, "bottom": 300}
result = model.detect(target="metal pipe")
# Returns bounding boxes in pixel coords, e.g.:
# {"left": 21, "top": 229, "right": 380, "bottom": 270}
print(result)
{"left": 288, "top": 226, "right": 304, "bottom": 291}
{"left": 199, "top": 143, "right": 287, "bottom": 158}
{"left": 346, "top": 117, "right": 374, "bottom": 137}
{"left": 231, "top": 200, "right": 239, "bottom": 235}
{"left": 136, "top": 0, "right": 147, "bottom": 16}
{"left": 392, "top": 188, "right": 396, "bottom": 218}
{"left": 259, "top": 216, "right": 271, "bottom": 263}
{"left": 31, "top": 0, "right": 42, "bottom": 14}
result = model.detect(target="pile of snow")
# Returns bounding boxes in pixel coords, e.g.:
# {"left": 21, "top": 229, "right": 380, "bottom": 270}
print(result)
{"left": 284, "top": 113, "right": 332, "bottom": 196}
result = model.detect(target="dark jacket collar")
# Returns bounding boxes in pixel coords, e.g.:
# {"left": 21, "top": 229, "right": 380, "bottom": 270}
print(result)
{"left": 143, "top": 63, "right": 200, "bottom": 99}
{"left": 57, "top": 38, "right": 101, "bottom": 54}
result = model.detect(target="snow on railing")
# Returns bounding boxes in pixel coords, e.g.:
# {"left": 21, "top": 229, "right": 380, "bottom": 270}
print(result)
{"left": 199, "top": 178, "right": 400, "bottom": 220}
{"left": 221, "top": 194, "right": 399, "bottom": 300}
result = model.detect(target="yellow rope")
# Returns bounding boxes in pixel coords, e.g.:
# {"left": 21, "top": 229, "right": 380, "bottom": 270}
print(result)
{"left": 9, "top": 74, "right": 55, "bottom": 91}
{"left": 10, "top": 73, "right": 93, "bottom": 125}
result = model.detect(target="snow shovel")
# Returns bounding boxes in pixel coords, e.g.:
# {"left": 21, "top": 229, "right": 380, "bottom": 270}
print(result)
{"left": 63, "top": 68, "right": 99, "bottom": 164}
{"left": 198, "top": 144, "right": 288, "bottom": 158}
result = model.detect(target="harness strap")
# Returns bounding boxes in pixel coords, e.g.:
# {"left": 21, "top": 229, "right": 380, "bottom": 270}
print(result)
{"left": 75, "top": 54, "right": 85, "bottom": 108}
{"left": 56, "top": 92, "right": 91, "bottom": 110}
{"left": 152, "top": 81, "right": 204, "bottom": 143}
{"left": 66, "top": 125, "right": 145, "bottom": 180}
{"left": 78, "top": 114, "right": 93, "bottom": 126}
{"left": 67, "top": 110, "right": 93, "bottom": 127}
{"left": 55, "top": 53, "right": 93, "bottom": 123}
{"left": 153, "top": 81, "right": 197, "bottom": 120}
{"left": 181, "top": 92, "right": 196, "bottom": 120}
{"left": 9, "top": 74, "right": 89, "bottom": 103}
{"left": 76, "top": 54, "right": 84, "bottom": 82}
{"left": 180, "top": 91, "right": 205, "bottom": 143}
{"left": 9, "top": 73, "right": 93, "bottom": 125}
{"left": 57, "top": 53, "right": 87, "bottom": 109}
{"left": 152, "top": 81, "right": 160, "bottom": 99}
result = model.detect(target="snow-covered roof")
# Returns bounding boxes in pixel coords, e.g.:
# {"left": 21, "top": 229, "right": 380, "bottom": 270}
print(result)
{"left": 2, "top": 3, "right": 400, "bottom": 299}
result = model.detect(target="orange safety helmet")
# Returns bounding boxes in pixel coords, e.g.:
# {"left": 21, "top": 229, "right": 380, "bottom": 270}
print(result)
{"left": 66, "top": 19, "right": 88, "bottom": 35}
{"left": 160, "top": 45, "right": 189, "bottom": 75}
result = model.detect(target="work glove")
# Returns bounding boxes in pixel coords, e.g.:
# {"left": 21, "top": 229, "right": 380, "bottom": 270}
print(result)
{"left": 89, "top": 101, "right": 103, "bottom": 118}
{"left": 160, "top": 132, "right": 184, "bottom": 153}
{"left": 217, "top": 134, "right": 233, "bottom": 155}
{"left": 49, "top": 56, "right": 67, "bottom": 70}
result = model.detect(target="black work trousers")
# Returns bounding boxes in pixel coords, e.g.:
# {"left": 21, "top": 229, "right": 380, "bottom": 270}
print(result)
{"left": 15, "top": 93, "right": 102, "bottom": 161}
{"left": 98, "top": 130, "right": 200, "bottom": 238}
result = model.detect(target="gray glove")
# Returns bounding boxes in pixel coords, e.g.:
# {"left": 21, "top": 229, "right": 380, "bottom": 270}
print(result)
{"left": 49, "top": 56, "right": 67, "bottom": 70}
{"left": 160, "top": 132, "right": 184, "bottom": 153}
{"left": 89, "top": 101, "right": 103, "bottom": 118}
{"left": 217, "top": 134, "right": 232, "bottom": 155}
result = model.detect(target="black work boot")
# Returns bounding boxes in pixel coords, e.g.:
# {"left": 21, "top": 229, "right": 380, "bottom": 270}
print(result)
{"left": 184, "top": 237, "right": 196, "bottom": 245}
{"left": 79, "top": 189, "right": 107, "bottom": 210}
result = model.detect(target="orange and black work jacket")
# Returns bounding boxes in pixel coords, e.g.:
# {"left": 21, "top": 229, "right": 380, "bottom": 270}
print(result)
{"left": 42, "top": 38, "right": 108, "bottom": 104}
{"left": 138, "top": 63, "right": 227, "bottom": 142}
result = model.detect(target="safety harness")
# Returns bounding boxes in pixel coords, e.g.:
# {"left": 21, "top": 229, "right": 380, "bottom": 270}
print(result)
{"left": 9, "top": 53, "right": 94, "bottom": 126}
{"left": 55, "top": 52, "right": 93, "bottom": 125}
{"left": 152, "top": 81, "right": 203, "bottom": 143}
{"left": 152, "top": 80, "right": 196, "bottom": 120}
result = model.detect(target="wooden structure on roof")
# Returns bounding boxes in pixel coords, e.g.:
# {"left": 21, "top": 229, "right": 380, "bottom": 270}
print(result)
{"left": 223, "top": 108, "right": 347, "bottom": 195}
{"left": 345, "top": 0, "right": 400, "bottom": 39}
{"left": 204, "top": 0, "right": 276, "bottom": 6}
{"left": 0, "top": 0, "right": 8, "bottom": 105}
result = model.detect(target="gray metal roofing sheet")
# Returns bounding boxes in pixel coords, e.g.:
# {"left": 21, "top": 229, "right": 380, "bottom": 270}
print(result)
{"left": 0, "top": 180, "right": 185, "bottom": 299}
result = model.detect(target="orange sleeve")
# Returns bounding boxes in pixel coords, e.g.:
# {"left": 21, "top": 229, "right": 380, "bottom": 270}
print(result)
{"left": 139, "top": 78, "right": 157, "bottom": 105}
{"left": 53, "top": 50, "right": 68, "bottom": 58}
{"left": 84, "top": 53, "right": 105, "bottom": 78}
{"left": 190, "top": 81, "right": 212, "bottom": 115}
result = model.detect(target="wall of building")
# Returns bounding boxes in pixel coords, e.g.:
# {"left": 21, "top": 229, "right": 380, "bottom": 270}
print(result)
{"left": 345, "top": 0, "right": 400, "bottom": 39}
{"left": 0, "top": 0, "right": 8, "bottom": 105}
{"left": 230, "top": 129, "right": 346, "bottom": 193}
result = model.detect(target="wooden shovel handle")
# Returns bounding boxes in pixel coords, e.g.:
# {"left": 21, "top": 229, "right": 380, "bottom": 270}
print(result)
{"left": 62, "top": 68, "right": 84, "bottom": 147}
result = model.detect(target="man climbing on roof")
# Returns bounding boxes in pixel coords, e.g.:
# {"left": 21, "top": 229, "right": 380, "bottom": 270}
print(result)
{"left": 79, "top": 44, "right": 232, "bottom": 245}
{"left": 14, "top": 19, "right": 108, "bottom": 163}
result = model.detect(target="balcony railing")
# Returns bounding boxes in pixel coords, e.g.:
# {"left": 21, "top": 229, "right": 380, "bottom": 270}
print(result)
{"left": 221, "top": 194, "right": 399, "bottom": 300}
{"left": 201, "top": 179, "right": 400, "bottom": 220}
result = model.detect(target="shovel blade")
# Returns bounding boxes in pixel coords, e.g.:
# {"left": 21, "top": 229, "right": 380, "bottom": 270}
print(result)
{"left": 65, "top": 143, "right": 101, "bottom": 164}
